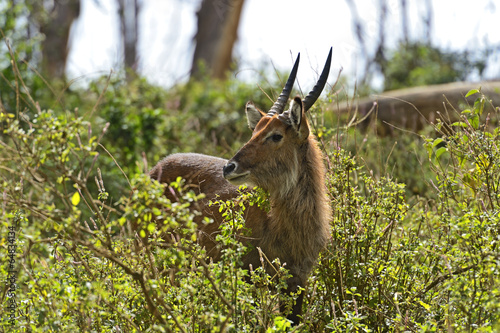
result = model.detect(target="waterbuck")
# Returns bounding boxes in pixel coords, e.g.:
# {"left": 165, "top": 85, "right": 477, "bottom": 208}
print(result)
{"left": 149, "top": 49, "right": 332, "bottom": 324}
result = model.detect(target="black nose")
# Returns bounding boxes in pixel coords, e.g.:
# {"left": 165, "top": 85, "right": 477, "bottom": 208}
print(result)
{"left": 223, "top": 162, "right": 236, "bottom": 177}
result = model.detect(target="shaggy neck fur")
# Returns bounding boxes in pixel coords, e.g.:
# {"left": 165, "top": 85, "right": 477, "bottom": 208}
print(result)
{"left": 265, "top": 136, "right": 331, "bottom": 276}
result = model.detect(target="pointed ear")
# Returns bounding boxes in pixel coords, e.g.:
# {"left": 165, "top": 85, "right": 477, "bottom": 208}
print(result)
{"left": 245, "top": 101, "right": 264, "bottom": 130}
{"left": 289, "top": 96, "right": 309, "bottom": 138}
{"left": 289, "top": 96, "right": 303, "bottom": 131}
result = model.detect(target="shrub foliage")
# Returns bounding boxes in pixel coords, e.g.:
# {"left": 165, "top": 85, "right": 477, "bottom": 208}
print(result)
{"left": 1, "top": 50, "right": 499, "bottom": 332}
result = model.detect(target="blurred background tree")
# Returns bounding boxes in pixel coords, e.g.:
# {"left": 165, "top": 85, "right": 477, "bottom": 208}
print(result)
{"left": 1, "top": 0, "right": 499, "bottom": 132}
{"left": 117, "top": 0, "right": 140, "bottom": 80}
{"left": 345, "top": 0, "right": 496, "bottom": 92}
{"left": 346, "top": 0, "right": 499, "bottom": 91}
{"left": 0, "top": 0, "right": 80, "bottom": 79}
{"left": 381, "top": 41, "right": 489, "bottom": 91}
{"left": 191, "top": 0, "right": 245, "bottom": 80}
{"left": 1, "top": 0, "right": 498, "bottom": 89}
{"left": 37, "top": 0, "right": 80, "bottom": 79}
{"left": 1, "top": 0, "right": 246, "bottom": 82}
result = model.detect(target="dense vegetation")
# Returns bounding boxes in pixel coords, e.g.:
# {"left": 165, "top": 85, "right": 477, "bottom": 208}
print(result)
{"left": 381, "top": 41, "right": 488, "bottom": 91}
{"left": 1, "top": 45, "right": 500, "bottom": 332}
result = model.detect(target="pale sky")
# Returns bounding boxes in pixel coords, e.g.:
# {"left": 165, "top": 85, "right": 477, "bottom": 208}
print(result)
{"left": 66, "top": 0, "right": 500, "bottom": 90}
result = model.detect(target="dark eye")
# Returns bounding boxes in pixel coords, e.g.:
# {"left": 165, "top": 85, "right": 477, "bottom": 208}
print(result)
{"left": 270, "top": 134, "right": 283, "bottom": 142}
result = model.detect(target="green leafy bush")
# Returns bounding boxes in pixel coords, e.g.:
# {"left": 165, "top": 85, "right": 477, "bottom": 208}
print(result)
{"left": 1, "top": 47, "right": 499, "bottom": 332}
{"left": 383, "top": 41, "right": 485, "bottom": 91}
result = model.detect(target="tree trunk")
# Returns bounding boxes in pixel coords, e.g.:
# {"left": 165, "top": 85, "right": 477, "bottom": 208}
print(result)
{"left": 333, "top": 81, "right": 500, "bottom": 135}
{"left": 39, "top": 0, "right": 80, "bottom": 79}
{"left": 117, "top": 0, "right": 140, "bottom": 77}
{"left": 191, "top": 0, "right": 245, "bottom": 80}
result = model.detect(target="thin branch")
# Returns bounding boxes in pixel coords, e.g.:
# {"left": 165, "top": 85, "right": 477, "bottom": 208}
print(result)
{"left": 98, "top": 143, "right": 131, "bottom": 189}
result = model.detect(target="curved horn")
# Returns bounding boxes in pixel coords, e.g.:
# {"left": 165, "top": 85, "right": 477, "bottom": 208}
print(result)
{"left": 268, "top": 53, "right": 300, "bottom": 116}
{"left": 302, "top": 47, "right": 332, "bottom": 112}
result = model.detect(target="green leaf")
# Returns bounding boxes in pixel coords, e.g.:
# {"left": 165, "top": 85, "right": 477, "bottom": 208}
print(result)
{"left": 71, "top": 192, "right": 80, "bottom": 206}
{"left": 432, "top": 138, "right": 443, "bottom": 148}
{"left": 465, "top": 89, "right": 479, "bottom": 98}
{"left": 118, "top": 217, "right": 126, "bottom": 226}
{"left": 419, "top": 300, "right": 431, "bottom": 312}
{"left": 435, "top": 147, "right": 447, "bottom": 160}
{"left": 470, "top": 115, "right": 479, "bottom": 130}
{"left": 451, "top": 121, "right": 467, "bottom": 128}
{"left": 473, "top": 97, "right": 485, "bottom": 116}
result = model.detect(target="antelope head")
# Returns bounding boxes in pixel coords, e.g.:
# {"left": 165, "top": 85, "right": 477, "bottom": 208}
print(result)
{"left": 222, "top": 48, "right": 332, "bottom": 195}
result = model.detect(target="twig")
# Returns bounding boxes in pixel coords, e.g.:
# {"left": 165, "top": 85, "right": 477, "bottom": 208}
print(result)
{"left": 98, "top": 143, "right": 131, "bottom": 189}
{"left": 89, "top": 70, "right": 113, "bottom": 119}
{"left": 416, "top": 263, "right": 477, "bottom": 299}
